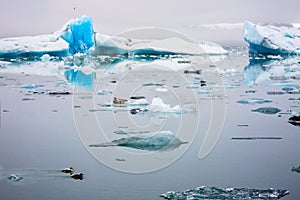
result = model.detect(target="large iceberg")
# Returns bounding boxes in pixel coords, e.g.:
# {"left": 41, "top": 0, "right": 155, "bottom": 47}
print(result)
{"left": 244, "top": 21, "right": 300, "bottom": 55}
{"left": 0, "top": 16, "right": 227, "bottom": 60}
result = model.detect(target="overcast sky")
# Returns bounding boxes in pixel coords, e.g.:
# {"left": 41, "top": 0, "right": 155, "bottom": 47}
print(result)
{"left": 1, "top": 0, "right": 300, "bottom": 42}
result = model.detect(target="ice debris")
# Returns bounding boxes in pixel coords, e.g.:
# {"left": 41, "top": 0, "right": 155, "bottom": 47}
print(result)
{"left": 251, "top": 107, "right": 281, "bottom": 115}
{"left": 160, "top": 186, "right": 289, "bottom": 199}
{"left": 89, "top": 131, "right": 187, "bottom": 151}
{"left": 237, "top": 98, "right": 272, "bottom": 105}
{"left": 244, "top": 21, "right": 300, "bottom": 55}
{"left": 149, "top": 97, "right": 182, "bottom": 113}
{"left": 231, "top": 137, "right": 282, "bottom": 140}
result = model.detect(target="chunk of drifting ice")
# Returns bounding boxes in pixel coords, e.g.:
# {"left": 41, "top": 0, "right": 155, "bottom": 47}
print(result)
{"left": 149, "top": 97, "right": 182, "bottom": 113}
{"left": 251, "top": 107, "right": 281, "bottom": 114}
{"left": 92, "top": 31, "right": 228, "bottom": 56}
{"left": 89, "top": 131, "right": 187, "bottom": 151}
{"left": 237, "top": 98, "right": 272, "bottom": 105}
{"left": 244, "top": 21, "right": 300, "bottom": 55}
{"left": 160, "top": 186, "right": 289, "bottom": 199}
{"left": 60, "top": 15, "right": 94, "bottom": 54}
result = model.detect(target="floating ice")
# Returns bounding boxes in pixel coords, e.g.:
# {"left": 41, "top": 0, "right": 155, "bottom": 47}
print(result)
{"left": 89, "top": 131, "right": 187, "bottom": 151}
{"left": 60, "top": 15, "right": 94, "bottom": 54}
{"left": 237, "top": 98, "right": 272, "bottom": 105}
{"left": 0, "top": 16, "right": 227, "bottom": 61}
{"left": 92, "top": 31, "right": 228, "bottom": 56}
{"left": 149, "top": 97, "right": 182, "bottom": 113}
{"left": 251, "top": 107, "right": 281, "bottom": 114}
{"left": 160, "top": 186, "right": 289, "bottom": 199}
{"left": 244, "top": 21, "right": 300, "bottom": 55}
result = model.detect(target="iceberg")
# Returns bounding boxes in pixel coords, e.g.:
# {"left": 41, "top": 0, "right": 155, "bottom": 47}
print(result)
{"left": 89, "top": 131, "right": 187, "bottom": 151}
{"left": 92, "top": 32, "right": 228, "bottom": 56}
{"left": 0, "top": 16, "right": 227, "bottom": 60}
{"left": 244, "top": 21, "right": 300, "bottom": 55}
{"left": 0, "top": 15, "right": 93, "bottom": 59}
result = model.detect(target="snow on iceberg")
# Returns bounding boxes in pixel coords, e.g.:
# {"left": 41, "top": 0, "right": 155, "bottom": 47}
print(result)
{"left": 244, "top": 21, "right": 300, "bottom": 55}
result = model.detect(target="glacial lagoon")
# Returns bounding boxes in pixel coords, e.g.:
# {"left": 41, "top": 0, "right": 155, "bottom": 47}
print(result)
{"left": 0, "top": 45, "right": 300, "bottom": 199}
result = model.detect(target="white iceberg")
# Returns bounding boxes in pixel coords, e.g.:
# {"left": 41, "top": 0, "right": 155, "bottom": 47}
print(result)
{"left": 244, "top": 21, "right": 300, "bottom": 55}
{"left": 92, "top": 32, "right": 228, "bottom": 56}
{"left": 0, "top": 16, "right": 227, "bottom": 60}
{"left": 149, "top": 97, "right": 182, "bottom": 113}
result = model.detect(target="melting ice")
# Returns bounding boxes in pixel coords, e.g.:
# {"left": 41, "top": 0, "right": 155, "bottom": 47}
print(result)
{"left": 160, "top": 186, "right": 289, "bottom": 200}
{"left": 89, "top": 131, "right": 187, "bottom": 151}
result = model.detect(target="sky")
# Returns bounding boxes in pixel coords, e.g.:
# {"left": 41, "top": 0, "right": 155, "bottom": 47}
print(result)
{"left": 1, "top": 0, "right": 300, "bottom": 43}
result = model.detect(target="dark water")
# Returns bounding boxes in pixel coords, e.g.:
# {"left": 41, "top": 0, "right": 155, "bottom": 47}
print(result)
{"left": 0, "top": 46, "right": 300, "bottom": 199}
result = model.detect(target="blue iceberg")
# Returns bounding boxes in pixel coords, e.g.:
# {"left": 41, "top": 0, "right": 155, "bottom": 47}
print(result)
{"left": 60, "top": 15, "right": 94, "bottom": 54}
{"left": 244, "top": 21, "right": 300, "bottom": 55}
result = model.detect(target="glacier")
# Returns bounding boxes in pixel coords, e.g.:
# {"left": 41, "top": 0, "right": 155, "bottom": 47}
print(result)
{"left": 244, "top": 21, "right": 300, "bottom": 55}
{"left": 0, "top": 16, "right": 227, "bottom": 60}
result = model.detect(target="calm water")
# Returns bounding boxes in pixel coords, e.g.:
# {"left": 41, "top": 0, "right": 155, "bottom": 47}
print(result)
{"left": 0, "top": 46, "right": 299, "bottom": 199}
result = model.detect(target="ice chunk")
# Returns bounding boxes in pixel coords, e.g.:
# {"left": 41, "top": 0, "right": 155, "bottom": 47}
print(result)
{"left": 92, "top": 31, "right": 228, "bottom": 56}
{"left": 244, "top": 21, "right": 300, "bottom": 55}
{"left": 89, "top": 131, "right": 187, "bottom": 151}
{"left": 251, "top": 107, "right": 281, "bottom": 114}
{"left": 149, "top": 97, "right": 182, "bottom": 113}
{"left": 0, "top": 34, "right": 68, "bottom": 60}
{"left": 160, "top": 186, "right": 289, "bottom": 199}
{"left": 237, "top": 98, "right": 272, "bottom": 105}
{"left": 60, "top": 15, "right": 94, "bottom": 54}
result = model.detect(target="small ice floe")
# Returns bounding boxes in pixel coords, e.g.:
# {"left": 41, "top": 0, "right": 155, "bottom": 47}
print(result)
{"left": 97, "top": 90, "right": 112, "bottom": 95}
{"left": 251, "top": 107, "right": 281, "bottom": 115}
{"left": 160, "top": 186, "right": 289, "bottom": 199}
{"left": 89, "top": 131, "right": 187, "bottom": 151}
{"left": 291, "top": 166, "right": 300, "bottom": 173}
{"left": 7, "top": 174, "right": 23, "bottom": 182}
{"left": 71, "top": 173, "right": 84, "bottom": 180}
{"left": 237, "top": 98, "right": 272, "bottom": 105}
{"left": 149, "top": 97, "right": 182, "bottom": 114}
{"left": 288, "top": 115, "right": 300, "bottom": 127}
{"left": 14, "top": 84, "right": 44, "bottom": 89}
{"left": 128, "top": 99, "right": 149, "bottom": 106}
{"left": 61, "top": 167, "right": 74, "bottom": 175}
